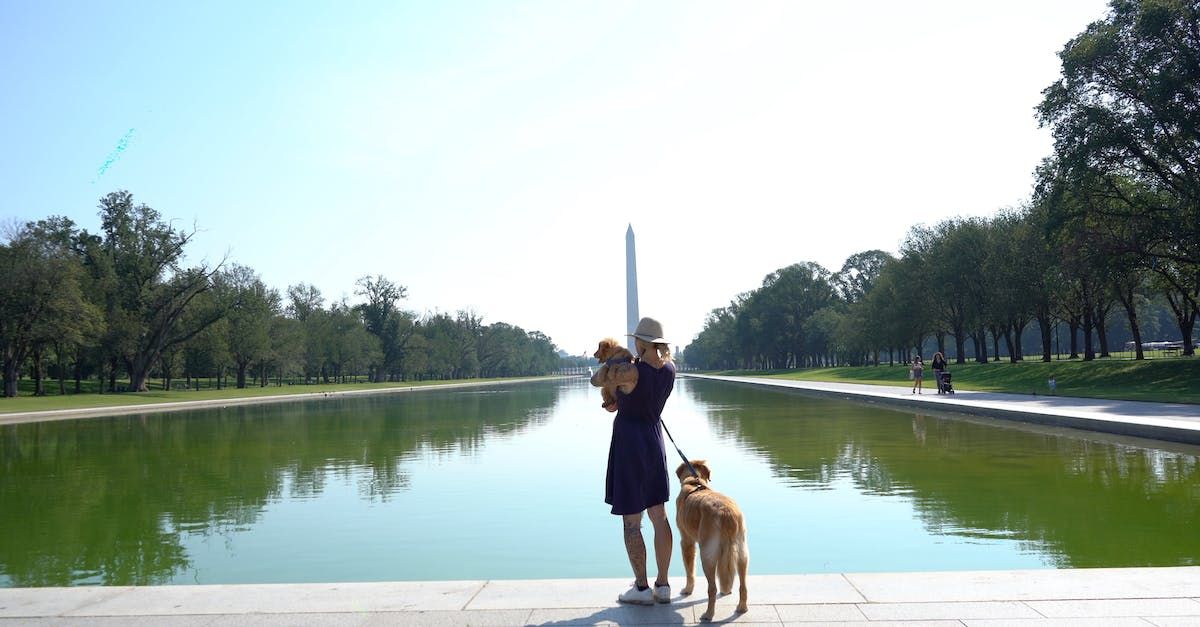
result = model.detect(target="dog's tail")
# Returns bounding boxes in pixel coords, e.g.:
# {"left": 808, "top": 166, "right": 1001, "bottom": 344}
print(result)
{"left": 718, "top": 519, "right": 749, "bottom": 593}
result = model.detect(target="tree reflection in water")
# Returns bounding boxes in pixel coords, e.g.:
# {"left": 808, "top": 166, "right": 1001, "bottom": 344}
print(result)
{"left": 5, "top": 378, "right": 1199, "bottom": 587}
{"left": 686, "top": 379, "right": 1200, "bottom": 569}
{"left": 0, "top": 383, "right": 559, "bottom": 586}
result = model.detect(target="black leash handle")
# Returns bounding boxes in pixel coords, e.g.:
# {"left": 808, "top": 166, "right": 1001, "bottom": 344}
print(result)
{"left": 660, "top": 418, "right": 701, "bottom": 479}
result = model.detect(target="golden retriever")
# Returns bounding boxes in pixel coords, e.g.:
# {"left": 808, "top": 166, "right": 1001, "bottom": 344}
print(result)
{"left": 592, "top": 337, "right": 636, "bottom": 412}
{"left": 675, "top": 459, "right": 748, "bottom": 621}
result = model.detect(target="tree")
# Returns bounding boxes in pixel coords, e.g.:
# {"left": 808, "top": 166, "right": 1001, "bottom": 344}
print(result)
{"left": 80, "top": 191, "right": 224, "bottom": 391}
{"left": 417, "top": 312, "right": 481, "bottom": 379}
{"left": 326, "top": 299, "right": 380, "bottom": 383}
{"left": 0, "top": 219, "right": 100, "bottom": 397}
{"left": 1151, "top": 256, "right": 1199, "bottom": 355}
{"left": 1110, "top": 261, "right": 1152, "bottom": 359}
{"left": 905, "top": 220, "right": 989, "bottom": 363}
{"left": 266, "top": 316, "right": 304, "bottom": 385}
{"left": 834, "top": 250, "right": 893, "bottom": 305}
{"left": 1038, "top": 0, "right": 1200, "bottom": 355}
{"left": 478, "top": 323, "right": 525, "bottom": 377}
{"left": 875, "top": 254, "right": 931, "bottom": 362}
{"left": 181, "top": 315, "right": 230, "bottom": 389}
{"left": 745, "top": 262, "right": 839, "bottom": 368}
{"left": 287, "top": 283, "right": 328, "bottom": 382}
{"left": 1038, "top": 0, "right": 1200, "bottom": 268}
{"left": 831, "top": 250, "right": 894, "bottom": 366}
{"left": 686, "top": 301, "right": 743, "bottom": 370}
{"left": 419, "top": 313, "right": 459, "bottom": 379}
{"left": 971, "top": 207, "right": 1067, "bottom": 363}
{"left": 354, "top": 275, "right": 409, "bottom": 381}
{"left": 524, "top": 330, "right": 560, "bottom": 374}
{"left": 803, "top": 306, "right": 844, "bottom": 367}
{"left": 218, "top": 265, "right": 280, "bottom": 389}
{"left": 286, "top": 283, "right": 324, "bottom": 322}
{"left": 1021, "top": 192, "right": 1069, "bottom": 362}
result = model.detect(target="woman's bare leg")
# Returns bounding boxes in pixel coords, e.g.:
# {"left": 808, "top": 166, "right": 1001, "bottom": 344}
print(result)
{"left": 621, "top": 512, "right": 649, "bottom": 588}
{"left": 646, "top": 503, "right": 673, "bottom": 587}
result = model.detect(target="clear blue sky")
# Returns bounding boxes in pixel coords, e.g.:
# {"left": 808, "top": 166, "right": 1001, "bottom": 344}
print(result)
{"left": 2, "top": 1, "right": 1110, "bottom": 355}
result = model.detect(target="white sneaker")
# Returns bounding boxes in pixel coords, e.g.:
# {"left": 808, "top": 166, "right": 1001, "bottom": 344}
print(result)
{"left": 653, "top": 584, "right": 671, "bottom": 603}
{"left": 617, "top": 585, "right": 655, "bottom": 605}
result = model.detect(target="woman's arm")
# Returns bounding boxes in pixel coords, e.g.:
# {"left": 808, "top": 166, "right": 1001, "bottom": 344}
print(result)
{"left": 591, "top": 362, "right": 639, "bottom": 392}
{"left": 606, "top": 362, "right": 639, "bottom": 393}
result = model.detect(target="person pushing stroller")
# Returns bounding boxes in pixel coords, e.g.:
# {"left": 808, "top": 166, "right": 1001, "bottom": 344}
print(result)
{"left": 931, "top": 352, "right": 953, "bottom": 394}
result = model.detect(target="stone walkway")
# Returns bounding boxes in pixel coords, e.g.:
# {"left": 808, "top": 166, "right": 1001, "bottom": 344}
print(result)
{"left": 3, "top": 568, "right": 1200, "bottom": 625}
{"left": 683, "top": 374, "right": 1200, "bottom": 445}
{"left": 0, "top": 379, "right": 542, "bottom": 426}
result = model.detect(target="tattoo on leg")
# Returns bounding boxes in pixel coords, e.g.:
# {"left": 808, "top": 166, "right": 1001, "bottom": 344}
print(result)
{"left": 623, "top": 518, "right": 648, "bottom": 587}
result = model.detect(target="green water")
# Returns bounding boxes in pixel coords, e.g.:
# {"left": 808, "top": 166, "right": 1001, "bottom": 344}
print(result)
{"left": 2, "top": 377, "right": 1198, "bottom": 587}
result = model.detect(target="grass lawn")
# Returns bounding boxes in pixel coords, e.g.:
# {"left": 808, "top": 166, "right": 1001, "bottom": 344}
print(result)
{"left": 0, "top": 376, "right": 552, "bottom": 414}
{"left": 703, "top": 356, "right": 1200, "bottom": 404}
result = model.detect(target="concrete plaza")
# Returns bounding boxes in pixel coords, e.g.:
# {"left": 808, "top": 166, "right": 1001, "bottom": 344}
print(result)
{"left": 2, "top": 567, "right": 1200, "bottom": 625}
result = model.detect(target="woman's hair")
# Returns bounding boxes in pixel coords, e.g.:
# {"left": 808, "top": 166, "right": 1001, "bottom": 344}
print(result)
{"left": 635, "top": 338, "right": 673, "bottom": 363}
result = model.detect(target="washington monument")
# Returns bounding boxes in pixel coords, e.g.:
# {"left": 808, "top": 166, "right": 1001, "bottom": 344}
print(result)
{"left": 626, "top": 224, "right": 639, "bottom": 351}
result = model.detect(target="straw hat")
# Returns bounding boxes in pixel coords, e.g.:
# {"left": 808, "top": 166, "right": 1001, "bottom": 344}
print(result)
{"left": 628, "top": 317, "right": 668, "bottom": 344}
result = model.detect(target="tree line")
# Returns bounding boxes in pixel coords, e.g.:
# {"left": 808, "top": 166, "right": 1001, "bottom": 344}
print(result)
{"left": 684, "top": 0, "right": 1198, "bottom": 370}
{"left": 0, "top": 191, "right": 560, "bottom": 398}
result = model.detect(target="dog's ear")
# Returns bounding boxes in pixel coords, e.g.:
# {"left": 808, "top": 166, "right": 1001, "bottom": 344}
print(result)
{"left": 677, "top": 460, "right": 712, "bottom": 482}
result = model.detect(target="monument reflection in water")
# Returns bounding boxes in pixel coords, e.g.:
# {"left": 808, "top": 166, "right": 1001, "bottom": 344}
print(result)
{"left": 2, "top": 377, "right": 1198, "bottom": 587}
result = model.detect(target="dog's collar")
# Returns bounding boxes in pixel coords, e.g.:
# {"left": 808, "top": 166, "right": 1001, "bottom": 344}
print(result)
{"left": 683, "top": 483, "right": 708, "bottom": 499}
{"left": 605, "top": 356, "right": 633, "bottom": 367}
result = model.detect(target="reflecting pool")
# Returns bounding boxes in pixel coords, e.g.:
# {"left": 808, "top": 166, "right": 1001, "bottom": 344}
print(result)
{"left": 2, "top": 377, "right": 1198, "bottom": 587}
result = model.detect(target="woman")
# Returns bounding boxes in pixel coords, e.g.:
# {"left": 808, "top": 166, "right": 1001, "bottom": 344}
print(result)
{"left": 931, "top": 351, "right": 947, "bottom": 394}
{"left": 910, "top": 354, "right": 924, "bottom": 394}
{"left": 590, "top": 317, "right": 676, "bottom": 605}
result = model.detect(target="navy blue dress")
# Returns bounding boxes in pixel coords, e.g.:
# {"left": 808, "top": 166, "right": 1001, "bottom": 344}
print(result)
{"left": 605, "top": 360, "right": 677, "bottom": 515}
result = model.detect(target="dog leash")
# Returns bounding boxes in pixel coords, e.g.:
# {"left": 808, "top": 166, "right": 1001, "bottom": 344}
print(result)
{"left": 607, "top": 357, "right": 705, "bottom": 484}
{"left": 660, "top": 418, "right": 704, "bottom": 482}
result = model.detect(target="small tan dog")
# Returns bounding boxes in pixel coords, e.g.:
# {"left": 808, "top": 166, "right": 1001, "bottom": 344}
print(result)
{"left": 675, "top": 460, "right": 748, "bottom": 622}
{"left": 592, "top": 337, "right": 636, "bottom": 412}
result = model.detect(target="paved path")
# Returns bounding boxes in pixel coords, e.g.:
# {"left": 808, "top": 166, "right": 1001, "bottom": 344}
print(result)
{"left": 683, "top": 374, "right": 1200, "bottom": 445}
{"left": 0, "top": 379, "right": 558, "bottom": 427}
{"left": 3, "top": 568, "right": 1200, "bottom": 625}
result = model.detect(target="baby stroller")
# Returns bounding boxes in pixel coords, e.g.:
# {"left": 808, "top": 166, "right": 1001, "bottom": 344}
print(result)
{"left": 937, "top": 371, "right": 954, "bottom": 394}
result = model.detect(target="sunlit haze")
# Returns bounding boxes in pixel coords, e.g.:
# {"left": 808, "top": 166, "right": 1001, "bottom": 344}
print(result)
{"left": 1, "top": 1, "right": 1111, "bottom": 355}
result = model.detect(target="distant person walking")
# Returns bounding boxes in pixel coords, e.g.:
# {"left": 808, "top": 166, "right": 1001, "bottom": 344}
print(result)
{"left": 910, "top": 355, "right": 924, "bottom": 394}
{"left": 931, "top": 351, "right": 947, "bottom": 394}
{"left": 590, "top": 317, "right": 677, "bottom": 606}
